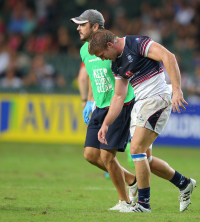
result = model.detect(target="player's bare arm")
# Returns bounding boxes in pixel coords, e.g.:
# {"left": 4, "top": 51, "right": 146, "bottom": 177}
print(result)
{"left": 78, "top": 65, "right": 88, "bottom": 108}
{"left": 87, "top": 76, "right": 94, "bottom": 102}
{"left": 147, "top": 42, "right": 188, "bottom": 113}
{"left": 98, "top": 78, "right": 128, "bottom": 145}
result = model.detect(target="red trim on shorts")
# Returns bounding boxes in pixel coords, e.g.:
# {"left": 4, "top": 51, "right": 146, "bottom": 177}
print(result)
{"left": 158, "top": 94, "right": 169, "bottom": 105}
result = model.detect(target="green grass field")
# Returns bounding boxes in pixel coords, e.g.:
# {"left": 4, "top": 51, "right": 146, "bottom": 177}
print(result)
{"left": 0, "top": 142, "right": 199, "bottom": 222}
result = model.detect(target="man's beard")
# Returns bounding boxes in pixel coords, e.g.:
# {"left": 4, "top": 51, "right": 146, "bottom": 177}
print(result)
{"left": 81, "top": 36, "right": 87, "bottom": 41}
{"left": 80, "top": 35, "right": 90, "bottom": 42}
{"left": 79, "top": 30, "right": 92, "bottom": 42}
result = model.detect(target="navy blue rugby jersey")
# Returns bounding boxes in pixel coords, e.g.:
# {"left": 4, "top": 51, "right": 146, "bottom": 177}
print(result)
{"left": 112, "top": 35, "right": 164, "bottom": 87}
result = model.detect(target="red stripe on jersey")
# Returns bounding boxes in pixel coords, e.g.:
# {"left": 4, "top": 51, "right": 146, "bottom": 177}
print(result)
{"left": 133, "top": 67, "right": 163, "bottom": 83}
{"left": 135, "top": 68, "right": 163, "bottom": 85}
{"left": 142, "top": 38, "right": 151, "bottom": 56}
{"left": 141, "top": 38, "right": 151, "bottom": 56}
{"left": 131, "top": 69, "right": 164, "bottom": 87}
{"left": 139, "top": 38, "right": 149, "bottom": 55}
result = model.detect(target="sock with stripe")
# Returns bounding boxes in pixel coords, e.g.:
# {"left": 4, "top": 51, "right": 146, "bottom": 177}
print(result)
{"left": 170, "top": 171, "right": 189, "bottom": 190}
{"left": 138, "top": 187, "right": 150, "bottom": 209}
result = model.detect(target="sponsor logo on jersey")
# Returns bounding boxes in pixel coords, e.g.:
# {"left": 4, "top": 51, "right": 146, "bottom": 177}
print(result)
{"left": 136, "top": 38, "right": 141, "bottom": 41}
{"left": 125, "top": 71, "right": 134, "bottom": 77}
{"left": 88, "top": 58, "right": 102, "bottom": 62}
{"left": 126, "top": 53, "right": 133, "bottom": 63}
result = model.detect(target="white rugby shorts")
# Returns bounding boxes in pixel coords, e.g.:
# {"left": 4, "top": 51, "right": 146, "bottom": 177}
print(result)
{"left": 130, "top": 94, "right": 172, "bottom": 136}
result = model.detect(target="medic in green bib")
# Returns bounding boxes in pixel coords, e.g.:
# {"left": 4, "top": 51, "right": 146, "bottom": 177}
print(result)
{"left": 71, "top": 10, "right": 137, "bottom": 210}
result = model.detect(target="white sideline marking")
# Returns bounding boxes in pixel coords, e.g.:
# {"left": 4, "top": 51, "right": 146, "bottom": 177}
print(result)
{"left": 0, "top": 186, "right": 54, "bottom": 189}
{"left": 84, "top": 187, "right": 116, "bottom": 191}
{"left": 0, "top": 186, "right": 116, "bottom": 191}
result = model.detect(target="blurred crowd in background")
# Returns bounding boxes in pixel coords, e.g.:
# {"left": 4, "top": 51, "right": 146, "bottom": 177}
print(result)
{"left": 0, "top": 0, "right": 199, "bottom": 103}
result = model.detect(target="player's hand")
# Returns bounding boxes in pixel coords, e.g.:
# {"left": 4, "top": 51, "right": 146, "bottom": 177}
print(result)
{"left": 172, "top": 89, "right": 188, "bottom": 113}
{"left": 98, "top": 124, "right": 108, "bottom": 145}
{"left": 83, "top": 101, "right": 93, "bottom": 124}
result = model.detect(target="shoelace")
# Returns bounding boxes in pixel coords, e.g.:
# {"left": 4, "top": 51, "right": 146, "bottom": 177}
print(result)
{"left": 178, "top": 191, "right": 191, "bottom": 201}
{"left": 132, "top": 203, "right": 143, "bottom": 212}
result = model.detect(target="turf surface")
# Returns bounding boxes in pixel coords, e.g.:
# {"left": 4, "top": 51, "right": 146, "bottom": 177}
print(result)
{"left": 0, "top": 142, "right": 199, "bottom": 222}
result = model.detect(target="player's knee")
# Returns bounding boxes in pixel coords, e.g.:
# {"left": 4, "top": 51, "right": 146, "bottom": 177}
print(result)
{"left": 131, "top": 152, "right": 147, "bottom": 162}
{"left": 130, "top": 144, "right": 143, "bottom": 155}
{"left": 84, "top": 148, "right": 96, "bottom": 163}
{"left": 100, "top": 151, "right": 115, "bottom": 167}
{"left": 84, "top": 151, "right": 92, "bottom": 162}
{"left": 130, "top": 144, "right": 148, "bottom": 162}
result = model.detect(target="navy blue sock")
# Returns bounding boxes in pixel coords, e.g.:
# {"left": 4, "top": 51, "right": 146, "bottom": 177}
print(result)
{"left": 170, "top": 171, "right": 188, "bottom": 190}
{"left": 138, "top": 187, "right": 150, "bottom": 209}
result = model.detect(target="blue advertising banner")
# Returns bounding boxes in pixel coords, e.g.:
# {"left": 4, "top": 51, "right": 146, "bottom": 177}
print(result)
{"left": 154, "top": 104, "right": 200, "bottom": 147}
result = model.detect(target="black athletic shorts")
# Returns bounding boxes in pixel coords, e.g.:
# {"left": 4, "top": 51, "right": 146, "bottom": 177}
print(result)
{"left": 84, "top": 99, "right": 135, "bottom": 152}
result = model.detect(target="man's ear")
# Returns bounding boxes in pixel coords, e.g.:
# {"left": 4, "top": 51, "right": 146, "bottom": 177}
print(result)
{"left": 107, "top": 42, "right": 113, "bottom": 47}
{"left": 92, "top": 23, "right": 99, "bottom": 31}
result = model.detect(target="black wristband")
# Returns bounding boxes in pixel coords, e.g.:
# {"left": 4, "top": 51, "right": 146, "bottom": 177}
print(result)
{"left": 82, "top": 99, "right": 87, "bottom": 102}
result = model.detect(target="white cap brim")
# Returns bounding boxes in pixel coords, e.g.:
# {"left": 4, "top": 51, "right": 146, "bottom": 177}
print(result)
{"left": 70, "top": 18, "right": 89, "bottom": 24}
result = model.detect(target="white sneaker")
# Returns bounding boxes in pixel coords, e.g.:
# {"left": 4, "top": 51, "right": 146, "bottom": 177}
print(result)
{"left": 128, "top": 182, "right": 138, "bottom": 204}
{"left": 179, "top": 178, "right": 196, "bottom": 212}
{"left": 120, "top": 203, "right": 151, "bottom": 213}
{"left": 108, "top": 200, "right": 132, "bottom": 211}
